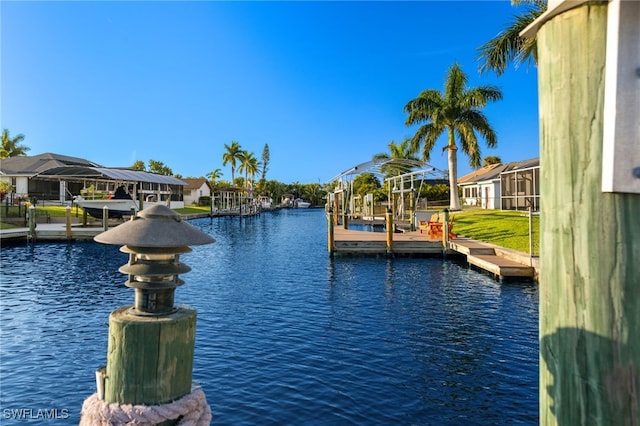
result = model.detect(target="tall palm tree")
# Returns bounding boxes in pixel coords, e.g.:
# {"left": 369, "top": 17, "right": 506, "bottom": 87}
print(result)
{"left": 477, "top": 0, "right": 547, "bottom": 76}
{"left": 261, "top": 144, "right": 270, "bottom": 181}
{"left": 222, "top": 141, "right": 242, "bottom": 185}
{"left": 1, "top": 129, "right": 30, "bottom": 159}
{"left": 238, "top": 150, "right": 260, "bottom": 189}
{"left": 404, "top": 63, "right": 502, "bottom": 210}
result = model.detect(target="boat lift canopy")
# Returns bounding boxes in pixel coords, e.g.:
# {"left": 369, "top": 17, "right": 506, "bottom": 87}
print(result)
{"left": 329, "top": 158, "right": 436, "bottom": 183}
{"left": 328, "top": 158, "right": 448, "bottom": 223}
{"left": 34, "top": 166, "right": 186, "bottom": 205}
{"left": 35, "top": 166, "right": 186, "bottom": 186}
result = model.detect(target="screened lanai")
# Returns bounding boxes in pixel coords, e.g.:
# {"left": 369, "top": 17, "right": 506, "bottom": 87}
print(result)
{"left": 500, "top": 160, "right": 540, "bottom": 211}
{"left": 34, "top": 166, "right": 186, "bottom": 208}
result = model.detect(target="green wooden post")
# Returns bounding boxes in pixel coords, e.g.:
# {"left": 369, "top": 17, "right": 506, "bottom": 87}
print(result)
{"left": 104, "top": 307, "right": 196, "bottom": 406}
{"left": 442, "top": 208, "right": 449, "bottom": 250}
{"left": 28, "top": 205, "right": 35, "bottom": 239}
{"left": 327, "top": 208, "right": 334, "bottom": 256}
{"left": 525, "top": 2, "right": 640, "bottom": 424}
{"left": 102, "top": 206, "right": 108, "bottom": 231}
{"left": 65, "top": 205, "right": 72, "bottom": 239}
{"left": 385, "top": 208, "right": 393, "bottom": 256}
{"left": 409, "top": 189, "right": 416, "bottom": 232}
{"left": 342, "top": 189, "right": 349, "bottom": 230}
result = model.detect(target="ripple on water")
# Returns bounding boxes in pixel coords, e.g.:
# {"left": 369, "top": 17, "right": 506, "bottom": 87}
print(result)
{"left": 1, "top": 210, "right": 538, "bottom": 425}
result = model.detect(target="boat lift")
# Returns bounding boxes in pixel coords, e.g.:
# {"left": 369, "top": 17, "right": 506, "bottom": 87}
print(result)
{"left": 385, "top": 168, "right": 448, "bottom": 229}
{"left": 328, "top": 158, "right": 447, "bottom": 229}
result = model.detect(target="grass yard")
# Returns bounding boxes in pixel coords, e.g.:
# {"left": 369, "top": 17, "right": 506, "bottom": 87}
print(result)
{"left": 450, "top": 208, "right": 539, "bottom": 255}
{"left": 175, "top": 206, "right": 212, "bottom": 215}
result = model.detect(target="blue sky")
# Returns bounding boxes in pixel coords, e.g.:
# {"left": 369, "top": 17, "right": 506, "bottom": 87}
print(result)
{"left": 2, "top": 1, "right": 540, "bottom": 184}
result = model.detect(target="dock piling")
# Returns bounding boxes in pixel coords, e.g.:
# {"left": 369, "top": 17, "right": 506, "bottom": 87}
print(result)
{"left": 327, "top": 208, "right": 335, "bottom": 256}
{"left": 65, "top": 205, "right": 72, "bottom": 239}
{"left": 81, "top": 205, "right": 215, "bottom": 425}
{"left": 385, "top": 208, "right": 393, "bottom": 256}
{"left": 28, "top": 205, "right": 36, "bottom": 241}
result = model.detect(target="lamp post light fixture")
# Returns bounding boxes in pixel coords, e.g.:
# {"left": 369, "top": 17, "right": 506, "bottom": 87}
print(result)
{"left": 92, "top": 204, "right": 215, "bottom": 413}
{"left": 95, "top": 204, "right": 214, "bottom": 315}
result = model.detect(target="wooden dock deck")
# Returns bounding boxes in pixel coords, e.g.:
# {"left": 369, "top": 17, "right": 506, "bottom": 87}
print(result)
{"left": 0, "top": 223, "right": 107, "bottom": 243}
{"left": 449, "top": 238, "right": 536, "bottom": 279}
{"left": 332, "top": 227, "right": 536, "bottom": 280}
{"left": 333, "top": 227, "right": 444, "bottom": 255}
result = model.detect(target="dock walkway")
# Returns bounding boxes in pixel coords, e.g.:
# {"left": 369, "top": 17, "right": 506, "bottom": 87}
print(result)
{"left": 332, "top": 227, "right": 537, "bottom": 280}
{"left": 449, "top": 238, "right": 536, "bottom": 280}
{"left": 0, "top": 223, "right": 106, "bottom": 243}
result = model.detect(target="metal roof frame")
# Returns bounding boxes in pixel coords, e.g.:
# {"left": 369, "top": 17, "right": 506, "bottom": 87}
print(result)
{"left": 35, "top": 166, "right": 186, "bottom": 186}
{"left": 329, "top": 158, "right": 447, "bottom": 183}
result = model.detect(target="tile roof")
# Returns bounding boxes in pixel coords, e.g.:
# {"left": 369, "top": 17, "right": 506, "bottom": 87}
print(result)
{"left": 181, "top": 178, "right": 211, "bottom": 190}
{"left": 458, "top": 163, "right": 507, "bottom": 184}
{"left": 458, "top": 157, "right": 540, "bottom": 184}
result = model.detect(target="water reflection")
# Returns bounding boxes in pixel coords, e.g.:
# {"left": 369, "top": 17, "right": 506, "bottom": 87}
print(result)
{"left": 0, "top": 210, "right": 538, "bottom": 425}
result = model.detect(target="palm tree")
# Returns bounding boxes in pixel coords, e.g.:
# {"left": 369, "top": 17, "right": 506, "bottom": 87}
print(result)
{"left": 222, "top": 141, "right": 242, "bottom": 185}
{"left": 1, "top": 129, "right": 30, "bottom": 159}
{"left": 238, "top": 150, "right": 260, "bottom": 189}
{"left": 373, "top": 138, "right": 420, "bottom": 177}
{"left": 206, "top": 168, "right": 223, "bottom": 185}
{"left": 261, "top": 144, "right": 270, "bottom": 181}
{"left": 483, "top": 156, "right": 502, "bottom": 166}
{"left": 477, "top": 0, "right": 547, "bottom": 76}
{"left": 404, "top": 63, "right": 502, "bottom": 211}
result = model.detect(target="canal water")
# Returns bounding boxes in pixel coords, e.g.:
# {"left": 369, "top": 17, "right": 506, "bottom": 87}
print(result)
{"left": 0, "top": 209, "right": 538, "bottom": 425}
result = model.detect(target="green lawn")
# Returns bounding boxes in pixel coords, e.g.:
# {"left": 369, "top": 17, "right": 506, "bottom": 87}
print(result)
{"left": 174, "top": 206, "right": 212, "bottom": 215}
{"left": 449, "top": 208, "right": 540, "bottom": 255}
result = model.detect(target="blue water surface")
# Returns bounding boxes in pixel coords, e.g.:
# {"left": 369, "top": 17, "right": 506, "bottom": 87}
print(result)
{"left": 0, "top": 209, "right": 538, "bottom": 425}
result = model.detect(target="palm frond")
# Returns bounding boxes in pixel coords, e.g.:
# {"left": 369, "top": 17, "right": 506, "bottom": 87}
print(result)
{"left": 476, "top": 3, "right": 545, "bottom": 76}
{"left": 444, "top": 63, "right": 466, "bottom": 102}
{"left": 456, "top": 125, "right": 482, "bottom": 169}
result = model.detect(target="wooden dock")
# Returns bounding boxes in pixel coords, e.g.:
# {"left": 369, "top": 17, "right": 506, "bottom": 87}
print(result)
{"left": 449, "top": 238, "right": 536, "bottom": 279}
{"left": 0, "top": 223, "right": 107, "bottom": 243}
{"left": 333, "top": 227, "right": 444, "bottom": 255}
{"left": 332, "top": 227, "right": 536, "bottom": 280}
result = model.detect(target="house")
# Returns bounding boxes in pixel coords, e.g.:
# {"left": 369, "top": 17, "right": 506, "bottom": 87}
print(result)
{"left": 499, "top": 158, "right": 540, "bottom": 211}
{"left": 457, "top": 157, "right": 540, "bottom": 211}
{"left": 458, "top": 163, "right": 508, "bottom": 209}
{"left": 0, "top": 153, "right": 100, "bottom": 203}
{"left": 0, "top": 152, "right": 187, "bottom": 208}
{"left": 182, "top": 178, "right": 213, "bottom": 206}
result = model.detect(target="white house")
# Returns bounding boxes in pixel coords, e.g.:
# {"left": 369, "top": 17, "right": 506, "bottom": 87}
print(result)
{"left": 458, "top": 163, "right": 507, "bottom": 209}
{"left": 458, "top": 158, "right": 540, "bottom": 211}
{"left": 181, "top": 178, "right": 213, "bottom": 206}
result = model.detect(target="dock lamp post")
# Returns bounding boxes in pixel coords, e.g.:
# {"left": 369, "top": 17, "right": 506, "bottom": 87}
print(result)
{"left": 80, "top": 204, "right": 214, "bottom": 426}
